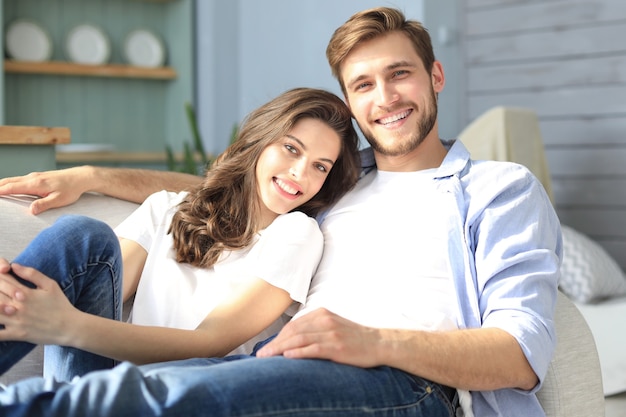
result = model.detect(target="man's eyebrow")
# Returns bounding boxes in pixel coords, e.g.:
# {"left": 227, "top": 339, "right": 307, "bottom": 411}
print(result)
{"left": 286, "top": 134, "right": 335, "bottom": 165}
{"left": 388, "top": 60, "right": 416, "bottom": 70}
{"left": 345, "top": 74, "right": 368, "bottom": 90}
{"left": 345, "top": 60, "right": 417, "bottom": 88}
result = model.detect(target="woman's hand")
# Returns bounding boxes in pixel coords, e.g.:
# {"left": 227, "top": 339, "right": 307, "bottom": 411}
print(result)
{"left": 0, "top": 262, "right": 78, "bottom": 345}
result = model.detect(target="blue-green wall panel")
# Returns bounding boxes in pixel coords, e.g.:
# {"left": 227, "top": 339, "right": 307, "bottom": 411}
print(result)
{"left": 2, "top": 0, "right": 193, "bottom": 154}
{"left": 0, "top": 145, "right": 56, "bottom": 177}
{"left": 0, "top": 1, "right": 4, "bottom": 124}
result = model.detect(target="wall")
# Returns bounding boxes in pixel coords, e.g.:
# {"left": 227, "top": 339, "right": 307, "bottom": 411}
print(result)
{"left": 194, "top": 0, "right": 431, "bottom": 154}
{"left": 461, "top": 0, "right": 626, "bottom": 269}
{"left": 2, "top": 0, "right": 194, "bottom": 154}
{"left": 0, "top": 4, "right": 3, "bottom": 123}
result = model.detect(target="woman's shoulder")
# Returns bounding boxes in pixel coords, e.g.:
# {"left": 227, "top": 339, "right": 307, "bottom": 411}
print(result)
{"left": 264, "top": 212, "right": 321, "bottom": 240}
{"left": 272, "top": 211, "right": 319, "bottom": 227}
{"left": 145, "top": 190, "right": 188, "bottom": 206}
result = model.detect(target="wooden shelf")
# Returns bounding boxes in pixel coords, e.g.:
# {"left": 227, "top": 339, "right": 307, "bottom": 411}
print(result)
{"left": 0, "top": 126, "right": 71, "bottom": 145}
{"left": 56, "top": 151, "right": 212, "bottom": 164}
{"left": 4, "top": 60, "right": 177, "bottom": 80}
{"left": 56, "top": 151, "right": 168, "bottom": 164}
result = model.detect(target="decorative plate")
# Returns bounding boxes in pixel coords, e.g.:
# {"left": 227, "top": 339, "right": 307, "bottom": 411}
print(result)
{"left": 65, "top": 24, "right": 111, "bottom": 65}
{"left": 123, "top": 29, "right": 166, "bottom": 68}
{"left": 5, "top": 19, "right": 53, "bottom": 62}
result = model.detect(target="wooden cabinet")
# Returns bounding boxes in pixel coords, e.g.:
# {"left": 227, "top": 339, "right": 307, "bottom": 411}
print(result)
{"left": 0, "top": 126, "right": 70, "bottom": 177}
{"left": 1, "top": 0, "right": 194, "bottom": 170}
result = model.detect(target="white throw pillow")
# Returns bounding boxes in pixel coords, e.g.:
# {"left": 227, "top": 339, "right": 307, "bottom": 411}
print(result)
{"left": 559, "top": 224, "right": 626, "bottom": 303}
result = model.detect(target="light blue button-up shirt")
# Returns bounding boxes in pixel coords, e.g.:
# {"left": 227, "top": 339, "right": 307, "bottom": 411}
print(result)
{"left": 322, "top": 139, "right": 562, "bottom": 417}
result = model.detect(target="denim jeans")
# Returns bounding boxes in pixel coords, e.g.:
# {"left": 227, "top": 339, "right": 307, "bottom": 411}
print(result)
{"left": 0, "top": 355, "right": 456, "bottom": 417}
{"left": 0, "top": 217, "right": 456, "bottom": 417}
{"left": 0, "top": 215, "right": 122, "bottom": 381}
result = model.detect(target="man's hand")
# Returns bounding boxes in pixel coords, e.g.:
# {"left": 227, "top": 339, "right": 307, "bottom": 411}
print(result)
{"left": 0, "top": 167, "right": 92, "bottom": 214}
{"left": 256, "top": 308, "right": 383, "bottom": 368}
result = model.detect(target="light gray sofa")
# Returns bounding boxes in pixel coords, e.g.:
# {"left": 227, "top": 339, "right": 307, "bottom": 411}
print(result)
{"left": 0, "top": 193, "right": 606, "bottom": 416}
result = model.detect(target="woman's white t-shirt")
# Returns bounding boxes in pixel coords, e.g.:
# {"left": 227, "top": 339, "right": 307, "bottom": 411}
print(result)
{"left": 114, "top": 190, "right": 322, "bottom": 355}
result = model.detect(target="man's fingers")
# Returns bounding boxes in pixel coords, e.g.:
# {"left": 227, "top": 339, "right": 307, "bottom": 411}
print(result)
{"left": 29, "top": 196, "right": 56, "bottom": 215}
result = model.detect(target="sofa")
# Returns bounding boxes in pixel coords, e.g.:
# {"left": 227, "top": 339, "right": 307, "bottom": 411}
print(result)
{"left": 0, "top": 190, "right": 607, "bottom": 416}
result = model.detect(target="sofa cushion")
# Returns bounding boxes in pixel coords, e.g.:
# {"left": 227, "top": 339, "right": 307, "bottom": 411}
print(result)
{"left": 559, "top": 224, "right": 626, "bottom": 303}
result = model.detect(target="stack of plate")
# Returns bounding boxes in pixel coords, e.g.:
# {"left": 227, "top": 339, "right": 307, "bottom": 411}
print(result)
{"left": 5, "top": 20, "right": 166, "bottom": 68}
{"left": 123, "top": 29, "right": 166, "bottom": 68}
{"left": 65, "top": 24, "right": 111, "bottom": 65}
{"left": 5, "top": 19, "right": 53, "bottom": 62}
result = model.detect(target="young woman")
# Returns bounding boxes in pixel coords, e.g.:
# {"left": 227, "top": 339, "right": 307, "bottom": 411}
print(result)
{"left": 0, "top": 87, "right": 361, "bottom": 381}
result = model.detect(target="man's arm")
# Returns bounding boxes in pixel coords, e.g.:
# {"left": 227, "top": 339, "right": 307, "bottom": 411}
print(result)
{"left": 0, "top": 166, "right": 202, "bottom": 214}
{"left": 258, "top": 168, "right": 560, "bottom": 393}
{"left": 256, "top": 308, "right": 538, "bottom": 391}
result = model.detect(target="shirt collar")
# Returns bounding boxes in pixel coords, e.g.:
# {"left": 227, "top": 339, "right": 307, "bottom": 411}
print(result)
{"left": 359, "top": 139, "right": 470, "bottom": 179}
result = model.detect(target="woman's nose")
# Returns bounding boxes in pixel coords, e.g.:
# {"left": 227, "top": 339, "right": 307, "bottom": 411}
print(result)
{"left": 289, "top": 160, "right": 306, "bottom": 179}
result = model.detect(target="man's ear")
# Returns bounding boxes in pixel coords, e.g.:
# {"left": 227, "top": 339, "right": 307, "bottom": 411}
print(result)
{"left": 431, "top": 60, "right": 445, "bottom": 93}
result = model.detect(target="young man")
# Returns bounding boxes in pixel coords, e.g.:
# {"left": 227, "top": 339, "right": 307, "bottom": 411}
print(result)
{"left": 0, "top": 7, "right": 560, "bottom": 417}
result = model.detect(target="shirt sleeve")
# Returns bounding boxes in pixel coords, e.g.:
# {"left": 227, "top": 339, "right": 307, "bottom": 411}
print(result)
{"left": 469, "top": 162, "right": 561, "bottom": 391}
{"left": 245, "top": 211, "right": 323, "bottom": 312}
{"left": 114, "top": 190, "right": 185, "bottom": 252}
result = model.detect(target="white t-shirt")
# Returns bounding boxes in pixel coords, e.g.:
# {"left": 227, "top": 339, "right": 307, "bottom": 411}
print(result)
{"left": 115, "top": 190, "right": 322, "bottom": 355}
{"left": 295, "top": 169, "right": 473, "bottom": 416}
{"left": 295, "top": 169, "right": 458, "bottom": 331}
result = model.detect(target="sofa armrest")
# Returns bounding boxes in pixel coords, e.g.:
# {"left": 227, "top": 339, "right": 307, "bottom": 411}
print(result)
{"left": 537, "top": 291, "right": 605, "bottom": 417}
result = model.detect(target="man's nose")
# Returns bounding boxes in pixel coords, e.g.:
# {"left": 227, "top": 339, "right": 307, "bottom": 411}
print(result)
{"left": 375, "top": 83, "right": 399, "bottom": 106}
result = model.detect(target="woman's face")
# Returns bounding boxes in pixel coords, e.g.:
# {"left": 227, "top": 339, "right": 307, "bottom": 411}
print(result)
{"left": 255, "top": 118, "right": 341, "bottom": 228}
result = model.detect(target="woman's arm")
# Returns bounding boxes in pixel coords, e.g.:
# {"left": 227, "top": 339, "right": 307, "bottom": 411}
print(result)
{"left": 0, "top": 262, "right": 293, "bottom": 364}
{"left": 119, "top": 238, "right": 147, "bottom": 302}
{"left": 0, "top": 166, "right": 202, "bottom": 214}
{"left": 71, "top": 275, "right": 293, "bottom": 363}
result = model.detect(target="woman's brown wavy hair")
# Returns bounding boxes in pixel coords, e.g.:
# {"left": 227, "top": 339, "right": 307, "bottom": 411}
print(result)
{"left": 169, "top": 87, "right": 361, "bottom": 268}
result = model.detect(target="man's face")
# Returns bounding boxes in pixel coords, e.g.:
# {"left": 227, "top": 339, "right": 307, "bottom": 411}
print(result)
{"left": 340, "top": 32, "right": 443, "bottom": 157}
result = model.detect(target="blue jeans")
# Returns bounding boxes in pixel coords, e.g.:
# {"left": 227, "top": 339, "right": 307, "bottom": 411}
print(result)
{"left": 0, "top": 354, "right": 456, "bottom": 417}
{"left": 0, "top": 215, "right": 122, "bottom": 381}
{"left": 0, "top": 218, "right": 456, "bottom": 417}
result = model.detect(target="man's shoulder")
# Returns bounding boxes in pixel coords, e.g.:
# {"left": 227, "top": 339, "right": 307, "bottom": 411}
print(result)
{"left": 461, "top": 159, "right": 548, "bottom": 210}
{"left": 466, "top": 158, "right": 535, "bottom": 181}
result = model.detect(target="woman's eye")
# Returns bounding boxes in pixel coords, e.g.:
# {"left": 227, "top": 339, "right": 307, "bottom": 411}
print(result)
{"left": 285, "top": 144, "right": 297, "bottom": 154}
{"left": 315, "top": 164, "right": 328, "bottom": 173}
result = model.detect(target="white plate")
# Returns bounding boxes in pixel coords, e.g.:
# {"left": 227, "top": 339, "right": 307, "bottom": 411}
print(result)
{"left": 5, "top": 19, "right": 53, "bottom": 62}
{"left": 123, "top": 29, "right": 166, "bottom": 68}
{"left": 56, "top": 144, "right": 116, "bottom": 153}
{"left": 65, "top": 24, "right": 111, "bottom": 65}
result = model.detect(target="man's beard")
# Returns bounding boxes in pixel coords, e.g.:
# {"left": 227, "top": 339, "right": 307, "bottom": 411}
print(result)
{"left": 360, "top": 89, "right": 438, "bottom": 157}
